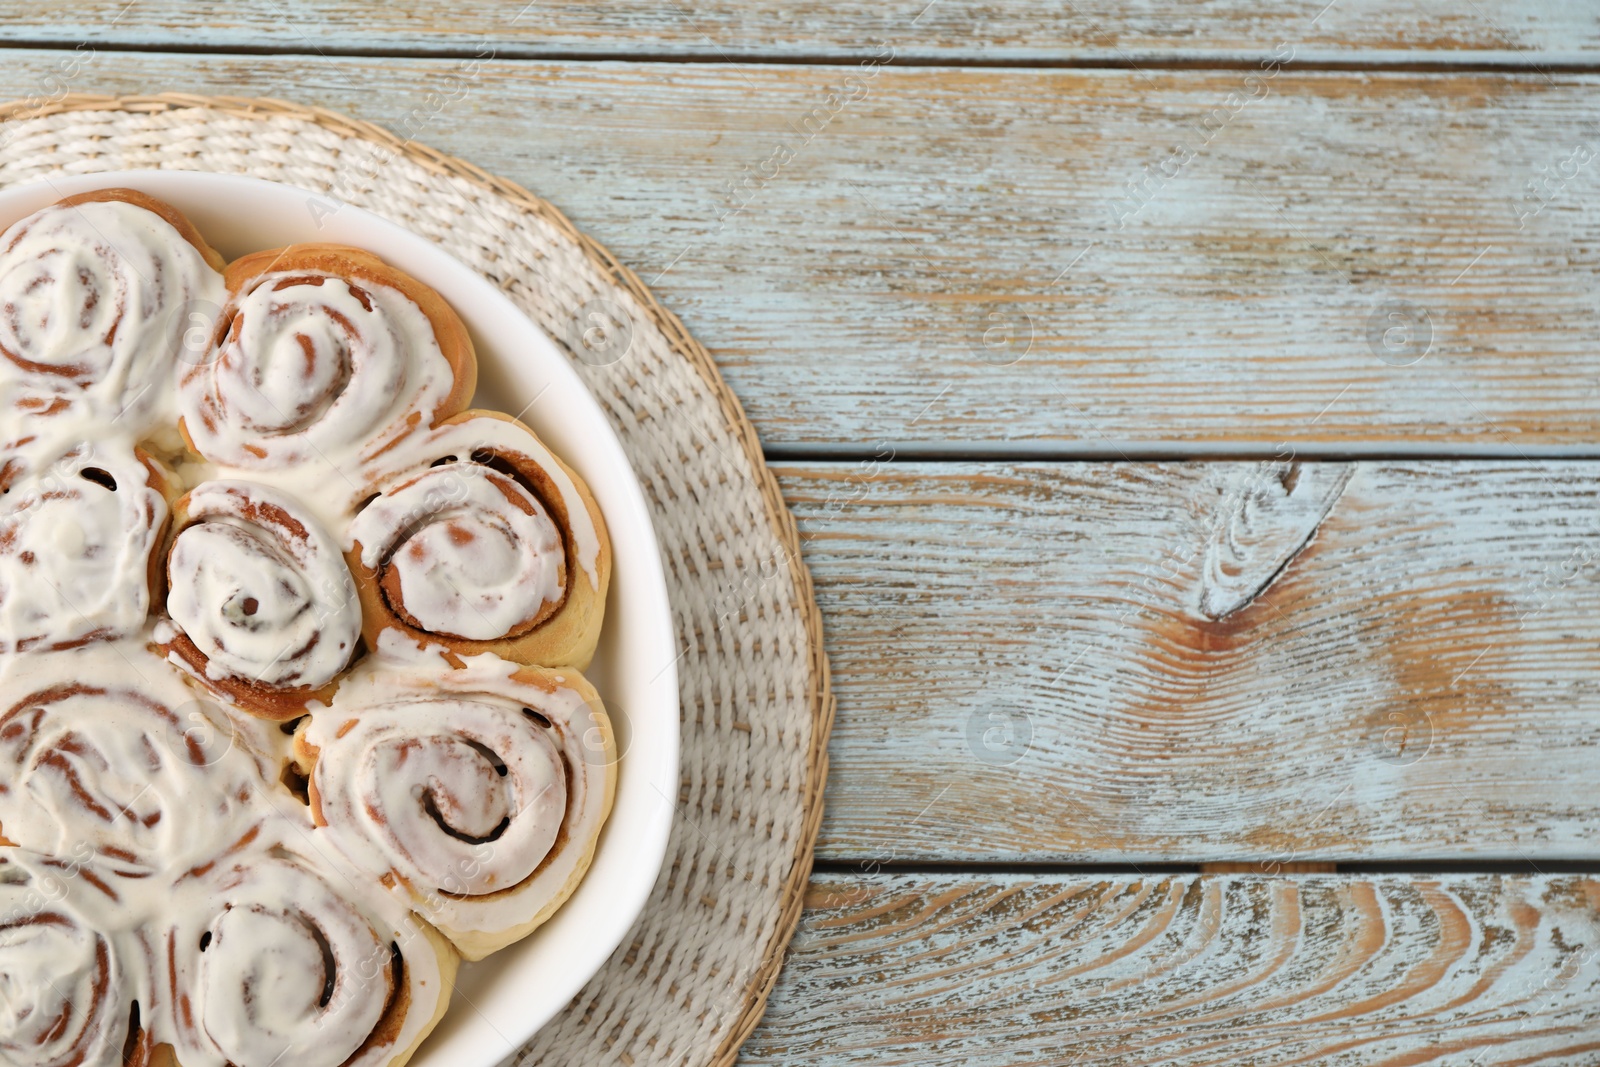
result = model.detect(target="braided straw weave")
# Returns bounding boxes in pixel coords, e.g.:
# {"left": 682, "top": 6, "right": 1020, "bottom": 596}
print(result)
{"left": 0, "top": 93, "right": 834, "bottom": 1067}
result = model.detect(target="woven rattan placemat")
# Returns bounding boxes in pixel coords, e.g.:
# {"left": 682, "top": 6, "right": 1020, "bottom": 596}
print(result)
{"left": 0, "top": 92, "right": 834, "bottom": 1067}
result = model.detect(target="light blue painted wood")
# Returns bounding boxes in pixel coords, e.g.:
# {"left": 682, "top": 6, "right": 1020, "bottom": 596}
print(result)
{"left": 775, "top": 461, "right": 1600, "bottom": 861}
{"left": 0, "top": 52, "right": 1593, "bottom": 450}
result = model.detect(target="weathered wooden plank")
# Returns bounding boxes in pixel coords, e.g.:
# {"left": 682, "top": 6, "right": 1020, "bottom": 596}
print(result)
{"left": 744, "top": 873, "right": 1600, "bottom": 1066}
{"left": 771, "top": 461, "right": 1600, "bottom": 861}
{"left": 7, "top": 2, "right": 1600, "bottom": 62}
{"left": 0, "top": 53, "right": 1597, "bottom": 450}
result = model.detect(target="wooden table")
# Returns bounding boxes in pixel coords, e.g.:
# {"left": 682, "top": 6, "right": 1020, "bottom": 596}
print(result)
{"left": 15, "top": 4, "right": 1600, "bottom": 1062}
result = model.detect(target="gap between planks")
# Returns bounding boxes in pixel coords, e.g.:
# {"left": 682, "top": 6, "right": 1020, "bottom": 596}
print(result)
{"left": 2, "top": 38, "right": 1599, "bottom": 73}
{"left": 766, "top": 444, "right": 1600, "bottom": 463}
{"left": 812, "top": 859, "right": 1600, "bottom": 875}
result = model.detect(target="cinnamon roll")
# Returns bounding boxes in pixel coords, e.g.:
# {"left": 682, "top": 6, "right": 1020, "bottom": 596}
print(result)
{"left": 296, "top": 655, "right": 617, "bottom": 959}
{"left": 0, "top": 439, "right": 171, "bottom": 652}
{"left": 0, "top": 849, "right": 154, "bottom": 1067}
{"left": 0, "top": 641, "right": 267, "bottom": 878}
{"left": 163, "top": 847, "right": 456, "bottom": 1067}
{"left": 0, "top": 189, "right": 224, "bottom": 431}
{"left": 157, "top": 479, "right": 361, "bottom": 720}
{"left": 176, "top": 245, "right": 476, "bottom": 481}
{"left": 348, "top": 410, "right": 610, "bottom": 670}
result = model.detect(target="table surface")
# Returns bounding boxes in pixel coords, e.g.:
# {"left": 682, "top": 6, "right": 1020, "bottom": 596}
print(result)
{"left": 12, "top": 4, "right": 1600, "bottom": 1063}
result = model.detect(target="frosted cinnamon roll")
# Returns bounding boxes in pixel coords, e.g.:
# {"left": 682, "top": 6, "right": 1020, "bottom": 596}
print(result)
{"left": 0, "top": 440, "right": 170, "bottom": 651}
{"left": 348, "top": 410, "right": 610, "bottom": 670}
{"left": 163, "top": 848, "right": 456, "bottom": 1067}
{"left": 0, "top": 642, "right": 266, "bottom": 878}
{"left": 0, "top": 189, "right": 225, "bottom": 431}
{"left": 157, "top": 480, "right": 361, "bottom": 720}
{"left": 0, "top": 850, "right": 154, "bottom": 1067}
{"left": 177, "top": 245, "right": 475, "bottom": 481}
{"left": 296, "top": 654, "right": 617, "bottom": 959}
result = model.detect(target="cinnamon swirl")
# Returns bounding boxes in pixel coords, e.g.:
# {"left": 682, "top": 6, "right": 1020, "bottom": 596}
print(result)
{"left": 0, "top": 849, "right": 154, "bottom": 1067}
{"left": 296, "top": 649, "right": 617, "bottom": 959}
{"left": 157, "top": 479, "right": 361, "bottom": 720}
{"left": 162, "top": 847, "right": 456, "bottom": 1067}
{"left": 0, "top": 440, "right": 171, "bottom": 652}
{"left": 176, "top": 245, "right": 475, "bottom": 484}
{"left": 0, "top": 189, "right": 224, "bottom": 432}
{"left": 348, "top": 410, "right": 610, "bottom": 671}
{"left": 0, "top": 640, "right": 267, "bottom": 878}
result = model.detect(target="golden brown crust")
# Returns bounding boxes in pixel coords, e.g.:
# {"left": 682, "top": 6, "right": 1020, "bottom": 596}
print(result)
{"left": 346, "top": 409, "right": 612, "bottom": 671}
{"left": 56, "top": 187, "right": 227, "bottom": 274}
{"left": 157, "top": 628, "right": 341, "bottom": 722}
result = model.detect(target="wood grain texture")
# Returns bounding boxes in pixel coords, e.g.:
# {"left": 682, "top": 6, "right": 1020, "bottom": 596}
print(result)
{"left": 8, "top": 2, "right": 1600, "bottom": 62}
{"left": 773, "top": 461, "right": 1600, "bottom": 862}
{"left": 0, "top": 52, "right": 1597, "bottom": 449}
{"left": 744, "top": 873, "right": 1600, "bottom": 1066}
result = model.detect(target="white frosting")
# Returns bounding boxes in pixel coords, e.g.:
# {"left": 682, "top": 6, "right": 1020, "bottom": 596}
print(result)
{"left": 314, "top": 696, "right": 566, "bottom": 893}
{"left": 0, "top": 199, "right": 223, "bottom": 434}
{"left": 350, "top": 463, "right": 565, "bottom": 641}
{"left": 0, "top": 849, "right": 150, "bottom": 1067}
{"left": 303, "top": 642, "right": 613, "bottom": 943}
{"left": 166, "top": 848, "right": 443, "bottom": 1067}
{"left": 178, "top": 270, "right": 459, "bottom": 477}
{"left": 0, "top": 639, "right": 267, "bottom": 876}
{"left": 0, "top": 439, "right": 166, "bottom": 652}
{"left": 353, "top": 412, "right": 601, "bottom": 578}
{"left": 165, "top": 479, "right": 359, "bottom": 690}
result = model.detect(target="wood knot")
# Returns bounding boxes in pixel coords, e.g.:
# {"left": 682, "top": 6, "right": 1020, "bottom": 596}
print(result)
{"left": 1197, "top": 462, "right": 1352, "bottom": 620}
